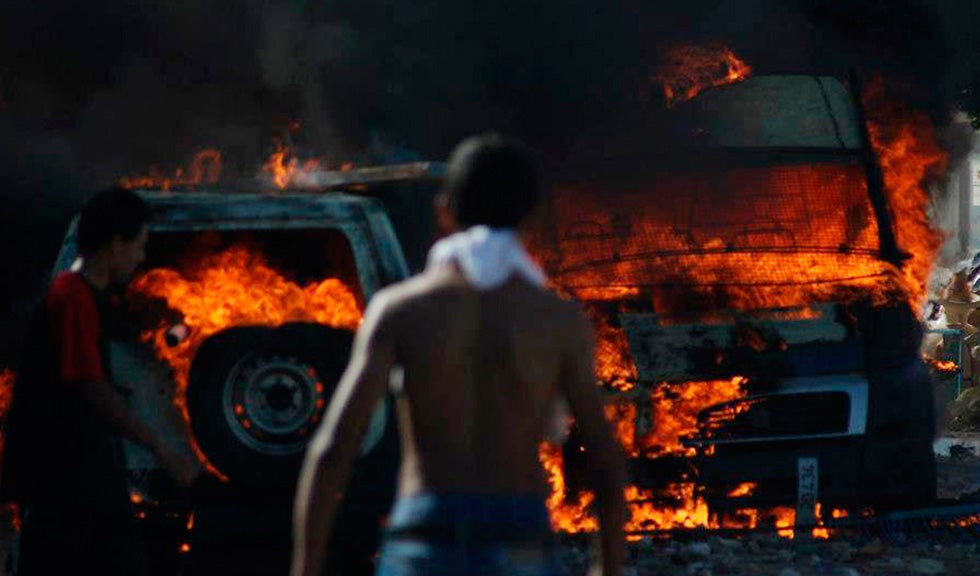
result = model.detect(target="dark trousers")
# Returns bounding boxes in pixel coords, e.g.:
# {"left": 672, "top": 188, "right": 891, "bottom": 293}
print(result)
{"left": 17, "top": 504, "right": 148, "bottom": 576}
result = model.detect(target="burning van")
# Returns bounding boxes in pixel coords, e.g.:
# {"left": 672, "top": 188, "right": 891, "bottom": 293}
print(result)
{"left": 530, "top": 71, "right": 946, "bottom": 533}
{"left": 46, "top": 166, "right": 441, "bottom": 572}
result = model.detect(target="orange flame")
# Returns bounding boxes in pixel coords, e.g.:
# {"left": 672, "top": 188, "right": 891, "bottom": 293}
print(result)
{"left": 129, "top": 246, "right": 362, "bottom": 472}
{"left": 540, "top": 451, "right": 844, "bottom": 538}
{"left": 540, "top": 376, "right": 747, "bottom": 533}
{"left": 538, "top": 443, "right": 599, "bottom": 533}
{"left": 603, "top": 377, "right": 749, "bottom": 459}
{"left": 727, "top": 482, "right": 757, "bottom": 498}
{"left": 766, "top": 503, "right": 845, "bottom": 540}
{"left": 926, "top": 356, "right": 959, "bottom": 374}
{"left": 655, "top": 44, "right": 752, "bottom": 107}
{"left": 535, "top": 66, "right": 946, "bottom": 538}
{"left": 538, "top": 159, "right": 917, "bottom": 314}
{"left": 261, "top": 143, "right": 354, "bottom": 190}
{"left": 588, "top": 309, "right": 638, "bottom": 392}
{"left": 864, "top": 78, "right": 949, "bottom": 308}
{"left": 119, "top": 149, "right": 223, "bottom": 191}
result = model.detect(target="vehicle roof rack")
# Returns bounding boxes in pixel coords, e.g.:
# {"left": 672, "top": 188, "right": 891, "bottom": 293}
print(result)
{"left": 308, "top": 162, "right": 446, "bottom": 189}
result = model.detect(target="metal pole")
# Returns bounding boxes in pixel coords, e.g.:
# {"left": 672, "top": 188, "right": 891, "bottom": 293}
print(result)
{"left": 849, "top": 69, "right": 907, "bottom": 267}
{"left": 961, "top": 160, "right": 974, "bottom": 259}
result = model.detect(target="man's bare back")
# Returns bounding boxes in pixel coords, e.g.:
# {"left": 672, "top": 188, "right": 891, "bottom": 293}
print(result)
{"left": 292, "top": 135, "right": 625, "bottom": 576}
{"left": 385, "top": 265, "right": 587, "bottom": 497}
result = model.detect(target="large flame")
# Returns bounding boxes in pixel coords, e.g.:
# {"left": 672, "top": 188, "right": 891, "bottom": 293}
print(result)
{"left": 129, "top": 246, "right": 362, "bottom": 470}
{"left": 540, "top": 377, "right": 747, "bottom": 534}
{"left": 535, "top": 70, "right": 948, "bottom": 538}
{"left": 654, "top": 44, "right": 752, "bottom": 107}
{"left": 864, "top": 78, "right": 949, "bottom": 307}
{"left": 540, "top": 448, "right": 839, "bottom": 539}
{"left": 542, "top": 161, "right": 915, "bottom": 313}
{"left": 119, "top": 149, "right": 223, "bottom": 191}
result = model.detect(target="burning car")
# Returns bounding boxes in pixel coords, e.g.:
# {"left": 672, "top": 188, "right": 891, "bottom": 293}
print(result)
{"left": 530, "top": 69, "right": 946, "bottom": 533}
{"left": 47, "top": 164, "right": 441, "bottom": 573}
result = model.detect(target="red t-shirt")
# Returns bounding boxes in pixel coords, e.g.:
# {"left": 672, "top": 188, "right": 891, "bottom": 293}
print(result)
{"left": 45, "top": 272, "right": 106, "bottom": 383}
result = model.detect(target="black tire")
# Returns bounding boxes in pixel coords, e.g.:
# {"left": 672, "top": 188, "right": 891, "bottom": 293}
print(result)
{"left": 188, "top": 322, "right": 379, "bottom": 487}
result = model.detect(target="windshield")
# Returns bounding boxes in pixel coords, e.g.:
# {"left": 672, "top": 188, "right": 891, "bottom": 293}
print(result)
{"left": 529, "top": 75, "right": 905, "bottom": 311}
{"left": 667, "top": 75, "right": 861, "bottom": 150}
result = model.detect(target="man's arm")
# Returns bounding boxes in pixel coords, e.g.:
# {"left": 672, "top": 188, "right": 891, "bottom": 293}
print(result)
{"left": 291, "top": 294, "right": 397, "bottom": 576}
{"left": 49, "top": 280, "right": 197, "bottom": 485}
{"left": 80, "top": 378, "right": 197, "bottom": 485}
{"left": 559, "top": 305, "right": 626, "bottom": 576}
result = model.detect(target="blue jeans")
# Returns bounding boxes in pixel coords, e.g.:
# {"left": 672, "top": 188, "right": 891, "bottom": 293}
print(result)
{"left": 376, "top": 493, "right": 559, "bottom": 576}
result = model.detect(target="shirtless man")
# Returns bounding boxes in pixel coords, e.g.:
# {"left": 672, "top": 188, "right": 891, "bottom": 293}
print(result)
{"left": 292, "top": 135, "right": 626, "bottom": 576}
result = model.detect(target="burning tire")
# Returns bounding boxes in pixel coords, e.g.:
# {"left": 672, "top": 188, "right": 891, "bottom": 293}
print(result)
{"left": 187, "top": 322, "right": 386, "bottom": 486}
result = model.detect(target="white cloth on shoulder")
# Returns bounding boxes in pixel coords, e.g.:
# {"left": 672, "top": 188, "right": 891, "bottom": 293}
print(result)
{"left": 426, "top": 225, "right": 547, "bottom": 290}
{"left": 426, "top": 225, "right": 569, "bottom": 442}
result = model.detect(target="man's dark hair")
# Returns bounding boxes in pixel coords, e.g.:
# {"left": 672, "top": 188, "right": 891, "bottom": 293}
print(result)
{"left": 442, "top": 134, "right": 543, "bottom": 229}
{"left": 77, "top": 187, "right": 151, "bottom": 256}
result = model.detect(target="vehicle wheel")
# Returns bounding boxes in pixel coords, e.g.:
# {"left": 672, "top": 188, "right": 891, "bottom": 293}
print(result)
{"left": 187, "top": 322, "right": 386, "bottom": 486}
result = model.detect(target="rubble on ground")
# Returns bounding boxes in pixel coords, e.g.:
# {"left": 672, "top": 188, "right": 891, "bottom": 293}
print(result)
{"left": 556, "top": 533, "right": 980, "bottom": 576}
{"left": 549, "top": 444, "right": 980, "bottom": 576}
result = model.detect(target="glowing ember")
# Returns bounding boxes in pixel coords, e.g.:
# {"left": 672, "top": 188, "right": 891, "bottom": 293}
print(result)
{"left": 864, "top": 78, "right": 948, "bottom": 308}
{"left": 925, "top": 356, "right": 960, "bottom": 374}
{"left": 654, "top": 44, "right": 752, "bottom": 107}
{"left": 727, "top": 482, "right": 757, "bottom": 498}
{"left": 766, "top": 504, "right": 845, "bottom": 540}
{"left": 624, "top": 483, "right": 711, "bottom": 533}
{"left": 119, "top": 149, "right": 222, "bottom": 191}
{"left": 129, "top": 246, "right": 362, "bottom": 471}
{"left": 261, "top": 143, "right": 354, "bottom": 190}
{"left": 951, "top": 514, "right": 980, "bottom": 528}
{"left": 588, "top": 309, "right": 638, "bottom": 392}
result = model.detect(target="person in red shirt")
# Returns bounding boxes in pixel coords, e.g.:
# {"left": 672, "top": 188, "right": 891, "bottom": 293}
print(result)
{"left": 1, "top": 187, "right": 198, "bottom": 575}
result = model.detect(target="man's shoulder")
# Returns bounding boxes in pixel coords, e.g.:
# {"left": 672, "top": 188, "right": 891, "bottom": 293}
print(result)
{"left": 368, "top": 271, "right": 590, "bottom": 328}
{"left": 46, "top": 272, "right": 91, "bottom": 305}
{"left": 369, "top": 271, "right": 450, "bottom": 312}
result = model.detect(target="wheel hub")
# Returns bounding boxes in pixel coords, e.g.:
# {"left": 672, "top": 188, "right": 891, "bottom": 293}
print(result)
{"left": 223, "top": 355, "right": 328, "bottom": 455}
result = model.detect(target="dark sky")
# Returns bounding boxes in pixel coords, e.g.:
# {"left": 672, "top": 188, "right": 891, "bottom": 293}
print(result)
{"left": 0, "top": 0, "right": 977, "bottom": 363}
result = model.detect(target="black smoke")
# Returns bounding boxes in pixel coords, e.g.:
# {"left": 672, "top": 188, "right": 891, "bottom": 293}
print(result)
{"left": 0, "top": 0, "right": 973, "bottom": 363}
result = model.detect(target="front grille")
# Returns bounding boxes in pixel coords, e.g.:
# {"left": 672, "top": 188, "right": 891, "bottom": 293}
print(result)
{"left": 697, "top": 391, "right": 851, "bottom": 440}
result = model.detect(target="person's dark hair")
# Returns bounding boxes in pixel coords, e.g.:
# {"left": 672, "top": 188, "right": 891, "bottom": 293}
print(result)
{"left": 77, "top": 187, "right": 151, "bottom": 256}
{"left": 442, "top": 134, "right": 543, "bottom": 229}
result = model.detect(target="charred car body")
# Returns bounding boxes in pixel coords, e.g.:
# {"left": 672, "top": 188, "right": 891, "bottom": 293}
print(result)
{"left": 47, "top": 166, "right": 441, "bottom": 573}
{"left": 540, "top": 74, "right": 938, "bottom": 516}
